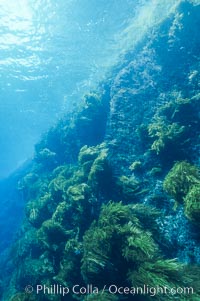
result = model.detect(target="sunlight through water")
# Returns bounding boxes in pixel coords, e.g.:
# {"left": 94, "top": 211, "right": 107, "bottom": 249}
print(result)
{"left": 0, "top": 0, "right": 139, "bottom": 178}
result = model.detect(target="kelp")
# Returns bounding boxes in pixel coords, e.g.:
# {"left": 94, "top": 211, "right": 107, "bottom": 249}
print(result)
{"left": 164, "top": 161, "right": 200, "bottom": 225}
{"left": 148, "top": 118, "right": 185, "bottom": 154}
{"left": 184, "top": 185, "right": 200, "bottom": 225}
{"left": 163, "top": 161, "right": 200, "bottom": 203}
{"left": 148, "top": 96, "right": 200, "bottom": 156}
{"left": 81, "top": 202, "right": 200, "bottom": 300}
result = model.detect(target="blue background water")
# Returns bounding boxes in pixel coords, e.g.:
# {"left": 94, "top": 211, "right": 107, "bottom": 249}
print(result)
{"left": 0, "top": 0, "right": 140, "bottom": 178}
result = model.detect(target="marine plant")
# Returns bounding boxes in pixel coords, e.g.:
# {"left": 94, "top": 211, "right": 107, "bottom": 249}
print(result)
{"left": 4, "top": 86, "right": 200, "bottom": 301}
{"left": 10, "top": 293, "right": 37, "bottom": 301}
{"left": 54, "top": 238, "right": 83, "bottom": 288}
{"left": 157, "top": 97, "right": 199, "bottom": 127}
{"left": 148, "top": 166, "right": 162, "bottom": 177}
{"left": 81, "top": 202, "right": 199, "bottom": 300}
{"left": 78, "top": 145, "right": 100, "bottom": 176}
{"left": 148, "top": 95, "right": 200, "bottom": 157}
{"left": 129, "top": 160, "right": 142, "bottom": 172}
{"left": 88, "top": 149, "right": 112, "bottom": 196}
{"left": 184, "top": 184, "right": 200, "bottom": 225}
{"left": 163, "top": 161, "right": 200, "bottom": 225}
{"left": 127, "top": 259, "right": 200, "bottom": 300}
{"left": 163, "top": 161, "right": 200, "bottom": 203}
{"left": 26, "top": 193, "right": 53, "bottom": 227}
{"left": 81, "top": 93, "right": 103, "bottom": 117}
{"left": 48, "top": 165, "right": 76, "bottom": 200}
{"left": 51, "top": 201, "right": 69, "bottom": 225}
{"left": 17, "top": 171, "right": 49, "bottom": 202}
{"left": 10, "top": 228, "right": 40, "bottom": 265}
{"left": 37, "top": 219, "right": 68, "bottom": 251}
{"left": 148, "top": 117, "right": 185, "bottom": 154}
{"left": 78, "top": 144, "right": 113, "bottom": 197}
{"left": 81, "top": 202, "right": 137, "bottom": 284}
{"left": 116, "top": 175, "right": 141, "bottom": 202}
{"left": 67, "top": 183, "right": 90, "bottom": 203}
{"left": 130, "top": 204, "right": 160, "bottom": 235}
{"left": 66, "top": 183, "right": 96, "bottom": 234}
{"left": 76, "top": 92, "right": 108, "bottom": 145}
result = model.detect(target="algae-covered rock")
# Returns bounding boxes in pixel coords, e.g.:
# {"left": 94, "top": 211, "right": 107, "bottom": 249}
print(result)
{"left": 52, "top": 201, "right": 71, "bottom": 227}
{"left": 66, "top": 183, "right": 95, "bottom": 233}
{"left": 77, "top": 144, "right": 113, "bottom": 197}
{"left": 76, "top": 93, "right": 108, "bottom": 145}
{"left": 148, "top": 96, "right": 200, "bottom": 158}
{"left": 67, "top": 183, "right": 91, "bottom": 203}
{"left": 82, "top": 202, "right": 157, "bottom": 284}
{"left": 127, "top": 259, "right": 199, "bottom": 300}
{"left": 26, "top": 193, "right": 53, "bottom": 227}
{"left": 78, "top": 145, "right": 100, "bottom": 165}
{"left": 81, "top": 202, "right": 199, "bottom": 300}
{"left": 10, "top": 293, "right": 37, "bottom": 301}
{"left": 11, "top": 228, "right": 41, "bottom": 265}
{"left": 4, "top": 4, "right": 200, "bottom": 299}
{"left": 37, "top": 220, "right": 67, "bottom": 251}
{"left": 78, "top": 144, "right": 102, "bottom": 177}
{"left": 35, "top": 148, "right": 57, "bottom": 171}
{"left": 16, "top": 256, "right": 55, "bottom": 291}
{"left": 116, "top": 175, "right": 141, "bottom": 202}
{"left": 184, "top": 185, "right": 200, "bottom": 225}
{"left": 18, "top": 171, "right": 49, "bottom": 202}
{"left": 157, "top": 97, "right": 199, "bottom": 127}
{"left": 164, "top": 161, "right": 200, "bottom": 225}
{"left": 148, "top": 118, "right": 185, "bottom": 155}
{"left": 129, "top": 160, "right": 142, "bottom": 172}
{"left": 54, "top": 238, "right": 82, "bottom": 288}
{"left": 88, "top": 149, "right": 112, "bottom": 196}
{"left": 163, "top": 161, "right": 200, "bottom": 203}
{"left": 48, "top": 165, "right": 74, "bottom": 201}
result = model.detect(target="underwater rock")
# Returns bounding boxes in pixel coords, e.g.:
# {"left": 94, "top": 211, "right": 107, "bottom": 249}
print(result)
{"left": 163, "top": 161, "right": 200, "bottom": 204}
{"left": 184, "top": 184, "right": 200, "bottom": 225}
{"left": 2, "top": 2, "right": 200, "bottom": 300}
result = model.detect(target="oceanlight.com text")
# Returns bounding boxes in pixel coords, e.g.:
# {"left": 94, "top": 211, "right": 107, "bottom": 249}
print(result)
{"left": 25, "top": 283, "right": 194, "bottom": 297}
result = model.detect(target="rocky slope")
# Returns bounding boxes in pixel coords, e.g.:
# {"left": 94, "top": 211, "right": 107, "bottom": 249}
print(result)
{"left": 1, "top": 1, "right": 200, "bottom": 300}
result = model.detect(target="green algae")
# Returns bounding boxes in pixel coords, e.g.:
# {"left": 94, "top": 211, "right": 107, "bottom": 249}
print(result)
{"left": 148, "top": 96, "right": 200, "bottom": 156}
{"left": 148, "top": 118, "right": 185, "bottom": 154}
{"left": 164, "top": 161, "right": 200, "bottom": 224}
{"left": 10, "top": 293, "right": 37, "bottom": 301}
{"left": 184, "top": 184, "right": 200, "bottom": 225}
{"left": 37, "top": 219, "right": 68, "bottom": 251}
{"left": 163, "top": 161, "right": 200, "bottom": 203}
{"left": 81, "top": 202, "right": 199, "bottom": 300}
{"left": 116, "top": 175, "right": 141, "bottom": 201}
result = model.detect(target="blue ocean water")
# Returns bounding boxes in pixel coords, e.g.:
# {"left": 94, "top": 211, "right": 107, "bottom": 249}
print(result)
{"left": 0, "top": 0, "right": 140, "bottom": 179}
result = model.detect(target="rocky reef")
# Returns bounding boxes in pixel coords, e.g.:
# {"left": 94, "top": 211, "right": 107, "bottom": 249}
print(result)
{"left": 1, "top": 1, "right": 200, "bottom": 300}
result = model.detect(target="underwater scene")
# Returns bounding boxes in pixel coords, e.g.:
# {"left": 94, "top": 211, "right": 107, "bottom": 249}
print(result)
{"left": 0, "top": 0, "right": 200, "bottom": 300}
